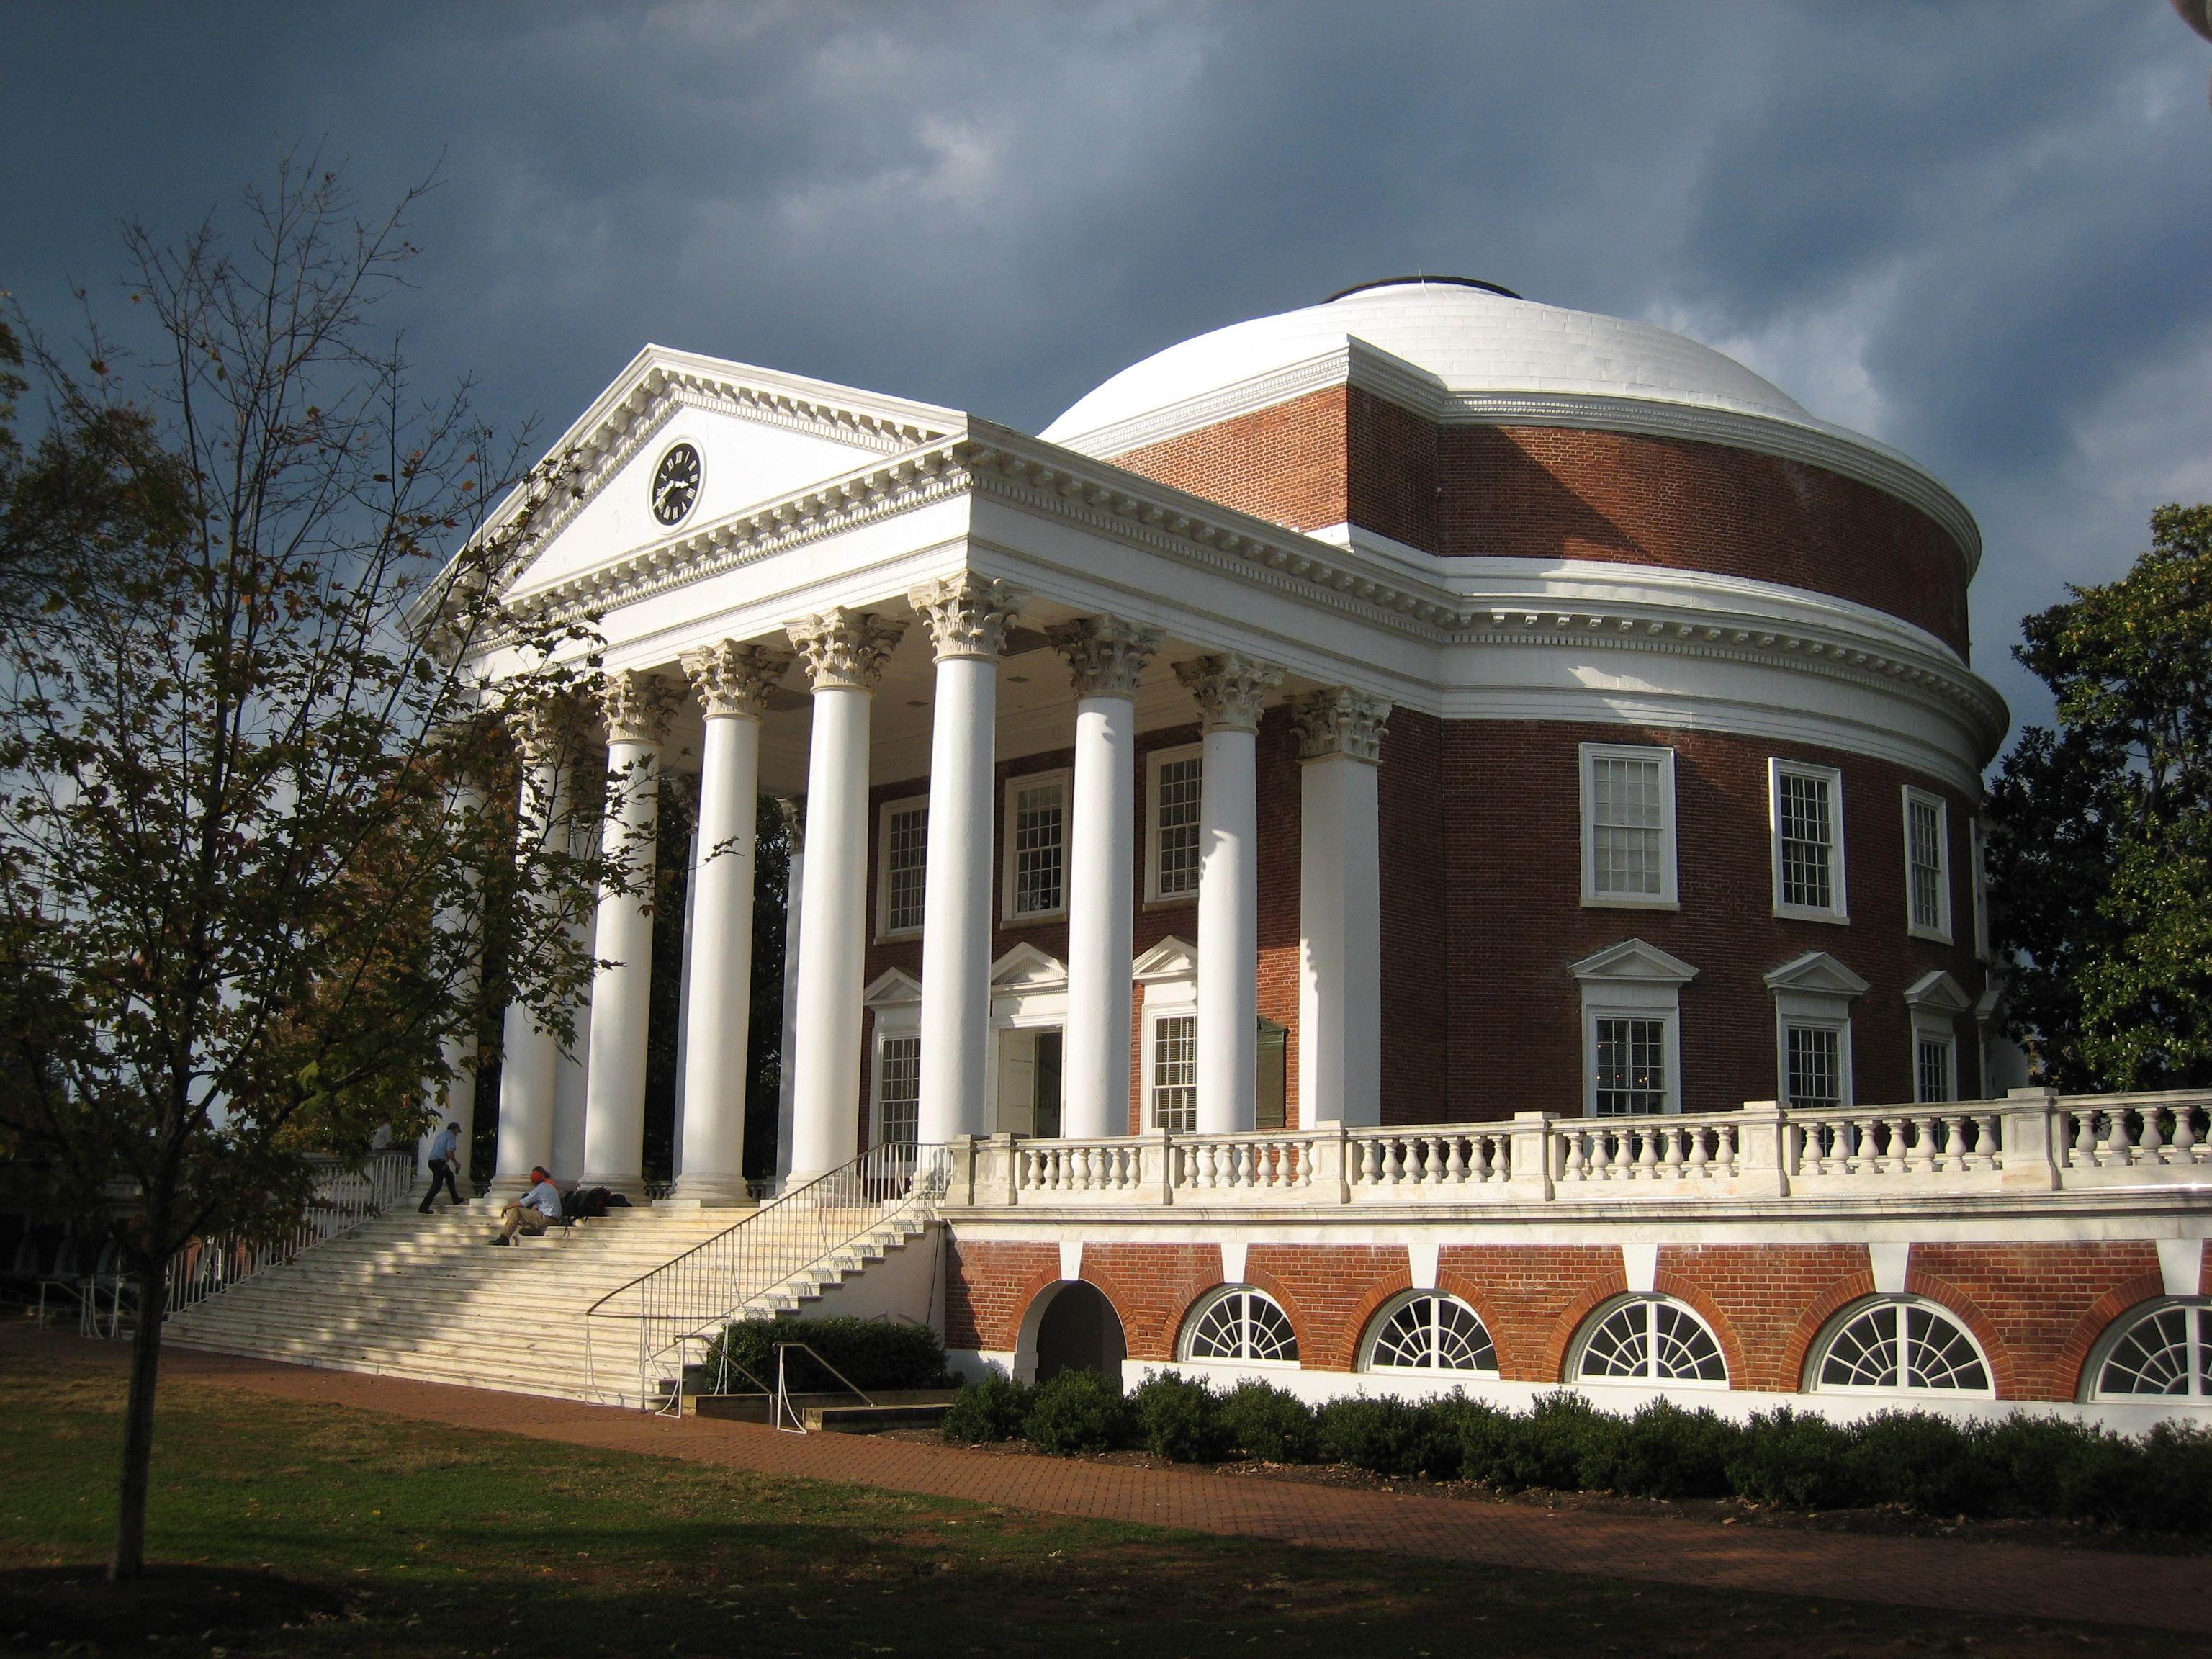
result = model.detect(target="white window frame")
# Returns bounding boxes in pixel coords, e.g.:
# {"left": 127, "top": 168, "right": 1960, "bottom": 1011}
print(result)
{"left": 1147, "top": 1005, "right": 1199, "bottom": 1134}
{"left": 1001, "top": 767, "right": 1071, "bottom": 923}
{"left": 1768, "top": 759, "right": 1848, "bottom": 923}
{"left": 1902, "top": 786, "right": 1951, "bottom": 943}
{"left": 2086, "top": 1298, "right": 2212, "bottom": 1403}
{"left": 1144, "top": 743, "right": 1205, "bottom": 905}
{"left": 875, "top": 793, "right": 930, "bottom": 940}
{"left": 864, "top": 972, "right": 923, "bottom": 1147}
{"left": 1779, "top": 1015, "right": 1852, "bottom": 1108}
{"left": 1912, "top": 1030, "right": 1956, "bottom": 1105}
{"left": 1809, "top": 1296, "right": 1994, "bottom": 1398}
{"left": 1579, "top": 743, "right": 1678, "bottom": 909}
{"left": 1903, "top": 970, "right": 1970, "bottom": 1106}
{"left": 1766, "top": 953, "right": 1866, "bottom": 1110}
{"left": 1570, "top": 940, "right": 1696, "bottom": 1118}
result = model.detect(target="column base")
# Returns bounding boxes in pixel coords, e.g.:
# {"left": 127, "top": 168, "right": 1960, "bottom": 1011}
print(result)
{"left": 666, "top": 1172, "right": 756, "bottom": 1206}
{"left": 482, "top": 1175, "right": 536, "bottom": 1203}
{"left": 575, "top": 1172, "right": 649, "bottom": 1202}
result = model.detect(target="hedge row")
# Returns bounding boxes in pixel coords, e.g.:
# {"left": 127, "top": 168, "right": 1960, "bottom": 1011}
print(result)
{"left": 942, "top": 1370, "right": 2212, "bottom": 1534}
{"left": 707, "top": 1316, "right": 954, "bottom": 1393}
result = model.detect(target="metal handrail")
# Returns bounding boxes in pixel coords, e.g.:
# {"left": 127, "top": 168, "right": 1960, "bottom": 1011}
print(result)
{"left": 583, "top": 1141, "right": 950, "bottom": 1412}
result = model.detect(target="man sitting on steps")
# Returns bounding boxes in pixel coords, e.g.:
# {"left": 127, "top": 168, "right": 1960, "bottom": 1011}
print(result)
{"left": 490, "top": 1168, "right": 563, "bottom": 1246}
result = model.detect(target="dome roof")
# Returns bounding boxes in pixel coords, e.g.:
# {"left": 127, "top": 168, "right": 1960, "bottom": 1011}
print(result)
{"left": 1040, "top": 278, "right": 1812, "bottom": 444}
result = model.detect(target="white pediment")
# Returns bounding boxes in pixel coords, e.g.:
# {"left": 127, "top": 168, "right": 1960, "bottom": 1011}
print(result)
{"left": 1132, "top": 935, "right": 1197, "bottom": 981}
{"left": 487, "top": 346, "right": 961, "bottom": 602}
{"left": 1763, "top": 950, "right": 1870, "bottom": 997}
{"left": 991, "top": 943, "right": 1068, "bottom": 990}
{"left": 863, "top": 967, "right": 922, "bottom": 1007}
{"left": 1570, "top": 938, "right": 1698, "bottom": 984}
{"left": 1903, "top": 970, "right": 1972, "bottom": 1014}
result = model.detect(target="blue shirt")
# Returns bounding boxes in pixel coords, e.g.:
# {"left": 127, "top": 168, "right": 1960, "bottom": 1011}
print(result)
{"left": 522, "top": 1179, "right": 563, "bottom": 1219}
{"left": 428, "top": 1128, "right": 459, "bottom": 1163}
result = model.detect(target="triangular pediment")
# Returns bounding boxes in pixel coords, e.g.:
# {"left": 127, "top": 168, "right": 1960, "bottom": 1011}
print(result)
{"left": 863, "top": 967, "right": 922, "bottom": 1007}
{"left": 1903, "top": 970, "right": 1972, "bottom": 1014}
{"left": 1570, "top": 938, "right": 1698, "bottom": 984}
{"left": 991, "top": 943, "right": 1067, "bottom": 990}
{"left": 485, "top": 346, "right": 962, "bottom": 604}
{"left": 1763, "top": 950, "right": 1870, "bottom": 997}
{"left": 1132, "top": 935, "right": 1197, "bottom": 981}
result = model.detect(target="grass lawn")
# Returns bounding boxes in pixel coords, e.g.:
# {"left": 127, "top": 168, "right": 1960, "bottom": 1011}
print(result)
{"left": 0, "top": 1343, "right": 2192, "bottom": 1658}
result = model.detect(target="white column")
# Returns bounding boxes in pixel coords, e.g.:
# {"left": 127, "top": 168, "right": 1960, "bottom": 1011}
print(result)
{"left": 420, "top": 775, "right": 487, "bottom": 1187}
{"left": 1176, "top": 653, "right": 1282, "bottom": 1136}
{"left": 1292, "top": 688, "right": 1391, "bottom": 1128}
{"left": 1050, "top": 616, "right": 1161, "bottom": 1138}
{"left": 550, "top": 758, "right": 598, "bottom": 1185}
{"left": 912, "top": 575, "right": 1023, "bottom": 1146}
{"left": 784, "top": 609, "right": 907, "bottom": 1184}
{"left": 672, "top": 641, "right": 790, "bottom": 1205}
{"left": 577, "top": 670, "right": 680, "bottom": 1197}
{"left": 773, "top": 796, "right": 804, "bottom": 1186}
{"left": 491, "top": 709, "right": 573, "bottom": 1199}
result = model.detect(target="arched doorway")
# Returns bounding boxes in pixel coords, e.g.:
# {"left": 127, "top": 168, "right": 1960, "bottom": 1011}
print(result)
{"left": 1033, "top": 1280, "right": 1127, "bottom": 1383}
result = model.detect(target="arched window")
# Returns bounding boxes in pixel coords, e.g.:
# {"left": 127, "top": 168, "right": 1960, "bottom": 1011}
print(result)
{"left": 1362, "top": 1292, "right": 1498, "bottom": 1375}
{"left": 1815, "top": 1298, "right": 1990, "bottom": 1393}
{"left": 1181, "top": 1286, "right": 1299, "bottom": 1364}
{"left": 1573, "top": 1295, "right": 1727, "bottom": 1385}
{"left": 2091, "top": 1300, "right": 2211, "bottom": 1401}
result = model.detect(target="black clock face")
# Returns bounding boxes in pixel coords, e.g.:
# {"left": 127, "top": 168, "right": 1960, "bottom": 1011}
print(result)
{"left": 650, "top": 442, "right": 702, "bottom": 526}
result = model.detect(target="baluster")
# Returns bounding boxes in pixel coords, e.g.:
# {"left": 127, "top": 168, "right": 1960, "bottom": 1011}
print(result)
{"left": 2105, "top": 1108, "right": 2136, "bottom": 1164}
{"left": 2071, "top": 1111, "right": 2097, "bottom": 1166}
{"left": 1687, "top": 1125, "right": 1709, "bottom": 1173}
{"left": 1661, "top": 1126, "right": 1686, "bottom": 1174}
{"left": 1588, "top": 1130, "right": 1613, "bottom": 1181}
{"left": 1358, "top": 1138, "right": 1381, "bottom": 1185}
{"left": 1447, "top": 1138, "right": 1471, "bottom": 1184}
{"left": 2175, "top": 1104, "right": 2200, "bottom": 1159}
{"left": 1634, "top": 1126, "right": 1659, "bottom": 1177}
{"left": 1417, "top": 1137, "right": 1442, "bottom": 1186}
{"left": 2140, "top": 1107, "right": 2166, "bottom": 1161}
{"left": 1908, "top": 1114, "right": 1933, "bottom": 1175}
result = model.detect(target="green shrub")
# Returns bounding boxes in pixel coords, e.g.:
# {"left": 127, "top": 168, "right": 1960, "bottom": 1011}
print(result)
{"left": 1414, "top": 1394, "right": 1497, "bottom": 1481}
{"left": 1496, "top": 1392, "right": 1624, "bottom": 1492}
{"left": 1849, "top": 1411, "right": 1993, "bottom": 1516}
{"left": 1971, "top": 1413, "right": 2115, "bottom": 1519}
{"left": 1217, "top": 1380, "right": 1319, "bottom": 1462}
{"left": 1725, "top": 1407, "right": 1859, "bottom": 1509}
{"left": 940, "top": 1375, "right": 1035, "bottom": 1444}
{"left": 1133, "top": 1372, "right": 1234, "bottom": 1462}
{"left": 2133, "top": 1421, "right": 2212, "bottom": 1534}
{"left": 1609, "top": 1398, "right": 1740, "bottom": 1499}
{"left": 1316, "top": 1395, "right": 1435, "bottom": 1476}
{"left": 711, "top": 1316, "right": 951, "bottom": 1394}
{"left": 1451, "top": 1398, "right": 1521, "bottom": 1487}
{"left": 1024, "top": 1369, "right": 1133, "bottom": 1455}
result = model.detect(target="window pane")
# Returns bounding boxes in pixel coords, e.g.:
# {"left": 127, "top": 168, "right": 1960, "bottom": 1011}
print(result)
{"left": 1915, "top": 1037, "right": 1952, "bottom": 1104}
{"left": 1012, "top": 780, "right": 1065, "bottom": 915}
{"left": 1153, "top": 1013, "right": 1196, "bottom": 1133}
{"left": 886, "top": 806, "right": 928, "bottom": 932}
{"left": 1594, "top": 1017, "right": 1666, "bottom": 1115}
{"left": 1155, "top": 756, "right": 1203, "bottom": 897}
{"left": 1779, "top": 772, "right": 1833, "bottom": 909}
{"left": 1908, "top": 798, "right": 1944, "bottom": 930}
{"left": 1591, "top": 755, "right": 1664, "bottom": 896}
{"left": 878, "top": 1035, "right": 920, "bottom": 1145}
{"left": 1786, "top": 1025, "right": 1841, "bottom": 1107}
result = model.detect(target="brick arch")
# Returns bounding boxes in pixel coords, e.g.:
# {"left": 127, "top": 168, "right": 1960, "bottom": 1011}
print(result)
{"left": 1648, "top": 1271, "right": 1752, "bottom": 1388}
{"left": 1776, "top": 1269, "right": 1881, "bottom": 1390}
{"left": 2056, "top": 1274, "right": 2171, "bottom": 1402}
{"left": 1328, "top": 1273, "right": 1424, "bottom": 1375}
{"left": 1073, "top": 1244, "right": 1223, "bottom": 1363}
{"left": 1007, "top": 1266, "right": 1082, "bottom": 1359}
{"left": 1422, "top": 1277, "right": 1514, "bottom": 1367}
{"left": 1901, "top": 1268, "right": 2017, "bottom": 1398}
{"left": 1535, "top": 1271, "right": 1635, "bottom": 1382}
{"left": 1236, "top": 1264, "right": 1313, "bottom": 1364}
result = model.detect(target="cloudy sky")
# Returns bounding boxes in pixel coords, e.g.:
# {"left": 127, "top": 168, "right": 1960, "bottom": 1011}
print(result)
{"left": 6, "top": 1, "right": 2210, "bottom": 753}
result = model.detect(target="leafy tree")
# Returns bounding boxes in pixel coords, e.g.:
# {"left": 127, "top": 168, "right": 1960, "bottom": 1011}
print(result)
{"left": 1986, "top": 504, "right": 2212, "bottom": 1089}
{"left": 0, "top": 159, "right": 613, "bottom": 1579}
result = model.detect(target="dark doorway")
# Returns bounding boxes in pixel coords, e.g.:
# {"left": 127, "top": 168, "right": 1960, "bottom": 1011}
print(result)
{"left": 1033, "top": 1029, "right": 1064, "bottom": 1139}
{"left": 1033, "top": 1280, "right": 1127, "bottom": 1383}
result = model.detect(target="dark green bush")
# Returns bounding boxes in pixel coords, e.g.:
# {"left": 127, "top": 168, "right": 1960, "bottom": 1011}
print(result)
{"left": 1494, "top": 1392, "right": 1625, "bottom": 1492}
{"left": 2132, "top": 1421, "right": 2212, "bottom": 1534}
{"left": 1451, "top": 1398, "right": 1521, "bottom": 1487}
{"left": 711, "top": 1316, "right": 951, "bottom": 1394}
{"left": 1133, "top": 1372, "right": 1234, "bottom": 1462}
{"left": 1849, "top": 1411, "right": 1992, "bottom": 1517}
{"left": 940, "top": 1375, "right": 1034, "bottom": 1444}
{"left": 1024, "top": 1369, "right": 1133, "bottom": 1455}
{"left": 1725, "top": 1407, "right": 1860, "bottom": 1509}
{"left": 1414, "top": 1394, "right": 1497, "bottom": 1480}
{"left": 1971, "top": 1414, "right": 2115, "bottom": 1519}
{"left": 1609, "top": 1398, "right": 1740, "bottom": 1499}
{"left": 1217, "top": 1380, "right": 1319, "bottom": 1462}
{"left": 1316, "top": 1395, "right": 1437, "bottom": 1476}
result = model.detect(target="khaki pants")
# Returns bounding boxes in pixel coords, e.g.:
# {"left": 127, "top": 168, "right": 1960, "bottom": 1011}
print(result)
{"left": 498, "top": 1205, "right": 552, "bottom": 1241}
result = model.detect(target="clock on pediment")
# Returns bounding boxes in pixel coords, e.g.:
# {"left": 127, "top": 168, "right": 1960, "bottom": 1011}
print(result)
{"left": 649, "top": 441, "right": 703, "bottom": 526}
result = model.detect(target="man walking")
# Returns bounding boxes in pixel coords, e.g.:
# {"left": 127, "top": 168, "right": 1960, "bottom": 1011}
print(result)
{"left": 419, "top": 1121, "right": 464, "bottom": 1213}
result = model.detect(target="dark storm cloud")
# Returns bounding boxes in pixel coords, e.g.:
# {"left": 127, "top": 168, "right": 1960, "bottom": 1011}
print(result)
{"left": 6, "top": 1, "right": 2209, "bottom": 745}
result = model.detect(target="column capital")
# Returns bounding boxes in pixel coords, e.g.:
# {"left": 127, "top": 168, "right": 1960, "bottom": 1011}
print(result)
{"left": 598, "top": 670, "right": 680, "bottom": 747}
{"left": 776, "top": 794, "right": 806, "bottom": 855}
{"left": 1174, "top": 652, "right": 1285, "bottom": 733}
{"left": 511, "top": 693, "right": 585, "bottom": 766}
{"left": 1292, "top": 686, "right": 1392, "bottom": 763}
{"left": 785, "top": 608, "right": 907, "bottom": 691}
{"left": 682, "top": 639, "right": 793, "bottom": 719}
{"left": 1048, "top": 614, "right": 1163, "bottom": 699}
{"left": 909, "top": 572, "right": 1024, "bottom": 662}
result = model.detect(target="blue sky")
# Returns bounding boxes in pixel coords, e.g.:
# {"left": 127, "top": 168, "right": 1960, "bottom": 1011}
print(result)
{"left": 6, "top": 1, "right": 2211, "bottom": 753}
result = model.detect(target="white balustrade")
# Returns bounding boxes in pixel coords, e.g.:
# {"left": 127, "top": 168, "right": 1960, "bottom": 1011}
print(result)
{"left": 1555, "top": 1118, "right": 1743, "bottom": 1186}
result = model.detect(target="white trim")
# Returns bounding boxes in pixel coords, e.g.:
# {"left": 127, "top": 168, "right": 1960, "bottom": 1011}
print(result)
{"left": 875, "top": 793, "right": 930, "bottom": 940}
{"left": 1001, "top": 767, "right": 1071, "bottom": 923}
{"left": 1578, "top": 742, "right": 1678, "bottom": 909}
{"left": 1768, "top": 951, "right": 1864, "bottom": 1109}
{"left": 865, "top": 971, "right": 923, "bottom": 1147}
{"left": 1902, "top": 786, "right": 1952, "bottom": 943}
{"left": 1356, "top": 1288, "right": 1501, "bottom": 1377}
{"left": 1571, "top": 939, "right": 1695, "bottom": 1118}
{"left": 1769, "top": 758, "right": 1848, "bottom": 923}
{"left": 1143, "top": 742, "right": 1205, "bottom": 905}
{"left": 1808, "top": 1295, "right": 1995, "bottom": 1398}
{"left": 1905, "top": 970, "right": 1970, "bottom": 1105}
{"left": 1568, "top": 1293, "right": 1730, "bottom": 1388}
{"left": 2084, "top": 1297, "right": 2211, "bottom": 1404}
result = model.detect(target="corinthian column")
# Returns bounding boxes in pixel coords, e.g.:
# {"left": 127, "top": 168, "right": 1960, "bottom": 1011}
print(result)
{"left": 670, "top": 642, "right": 791, "bottom": 1205}
{"left": 577, "top": 670, "right": 680, "bottom": 1197}
{"left": 1175, "top": 652, "right": 1283, "bottom": 1135}
{"left": 1292, "top": 688, "right": 1390, "bottom": 1128}
{"left": 784, "top": 608, "right": 906, "bottom": 1183}
{"left": 910, "top": 573, "right": 1024, "bottom": 1146}
{"left": 492, "top": 701, "right": 576, "bottom": 1199}
{"left": 1050, "top": 615, "right": 1161, "bottom": 1138}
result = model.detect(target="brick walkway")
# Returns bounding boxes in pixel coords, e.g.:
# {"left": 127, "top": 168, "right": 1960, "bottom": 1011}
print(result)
{"left": 22, "top": 1332, "right": 2211, "bottom": 1634}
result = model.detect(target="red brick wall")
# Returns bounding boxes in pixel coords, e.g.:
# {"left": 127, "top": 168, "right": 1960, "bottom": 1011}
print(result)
{"left": 1437, "top": 1244, "right": 1629, "bottom": 1382}
{"left": 943, "top": 1240, "right": 1061, "bottom": 1353}
{"left": 1656, "top": 1244, "right": 1873, "bottom": 1392}
{"left": 1077, "top": 1244, "right": 1225, "bottom": 1362}
{"left": 1910, "top": 1242, "right": 2163, "bottom": 1401}
{"left": 1107, "top": 390, "right": 1973, "bottom": 657}
{"left": 1246, "top": 1244, "right": 1413, "bottom": 1372}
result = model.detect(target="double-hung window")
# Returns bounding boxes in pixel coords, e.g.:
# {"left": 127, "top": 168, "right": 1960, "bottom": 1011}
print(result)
{"left": 1571, "top": 939, "right": 1695, "bottom": 1118}
{"left": 878, "top": 797, "right": 929, "bottom": 938}
{"left": 1903, "top": 788, "right": 1951, "bottom": 942}
{"left": 1147, "top": 745, "right": 1204, "bottom": 902}
{"left": 1593, "top": 1017, "right": 1668, "bottom": 1115}
{"left": 1003, "top": 770, "right": 1069, "bottom": 921}
{"left": 1766, "top": 951, "right": 1866, "bottom": 1110}
{"left": 1151, "top": 1013, "right": 1197, "bottom": 1132}
{"left": 876, "top": 1034, "right": 921, "bottom": 1145}
{"left": 1770, "top": 760, "right": 1847, "bottom": 922}
{"left": 1580, "top": 744, "right": 1678, "bottom": 908}
{"left": 1786, "top": 1025, "right": 1844, "bottom": 1107}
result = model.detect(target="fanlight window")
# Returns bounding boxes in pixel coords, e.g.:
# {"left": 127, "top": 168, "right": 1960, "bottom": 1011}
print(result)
{"left": 1364, "top": 1292, "right": 1498, "bottom": 1375}
{"left": 1575, "top": 1296, "right": 1727, "bottom": 1385}
{"left": 1817, "top": 1298, "right": 1990, "bottom": 1393}
{"left": 1182, "top": 1287, "right": 1299, "bottom": 1364}
{"left": 2093, "top": 1301, "right": 2211, "bottom": 1401}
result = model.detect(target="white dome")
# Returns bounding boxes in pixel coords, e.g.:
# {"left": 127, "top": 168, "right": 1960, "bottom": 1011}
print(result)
{"left": 1040, "top": 278, "right": 1812, "bottom": 444}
